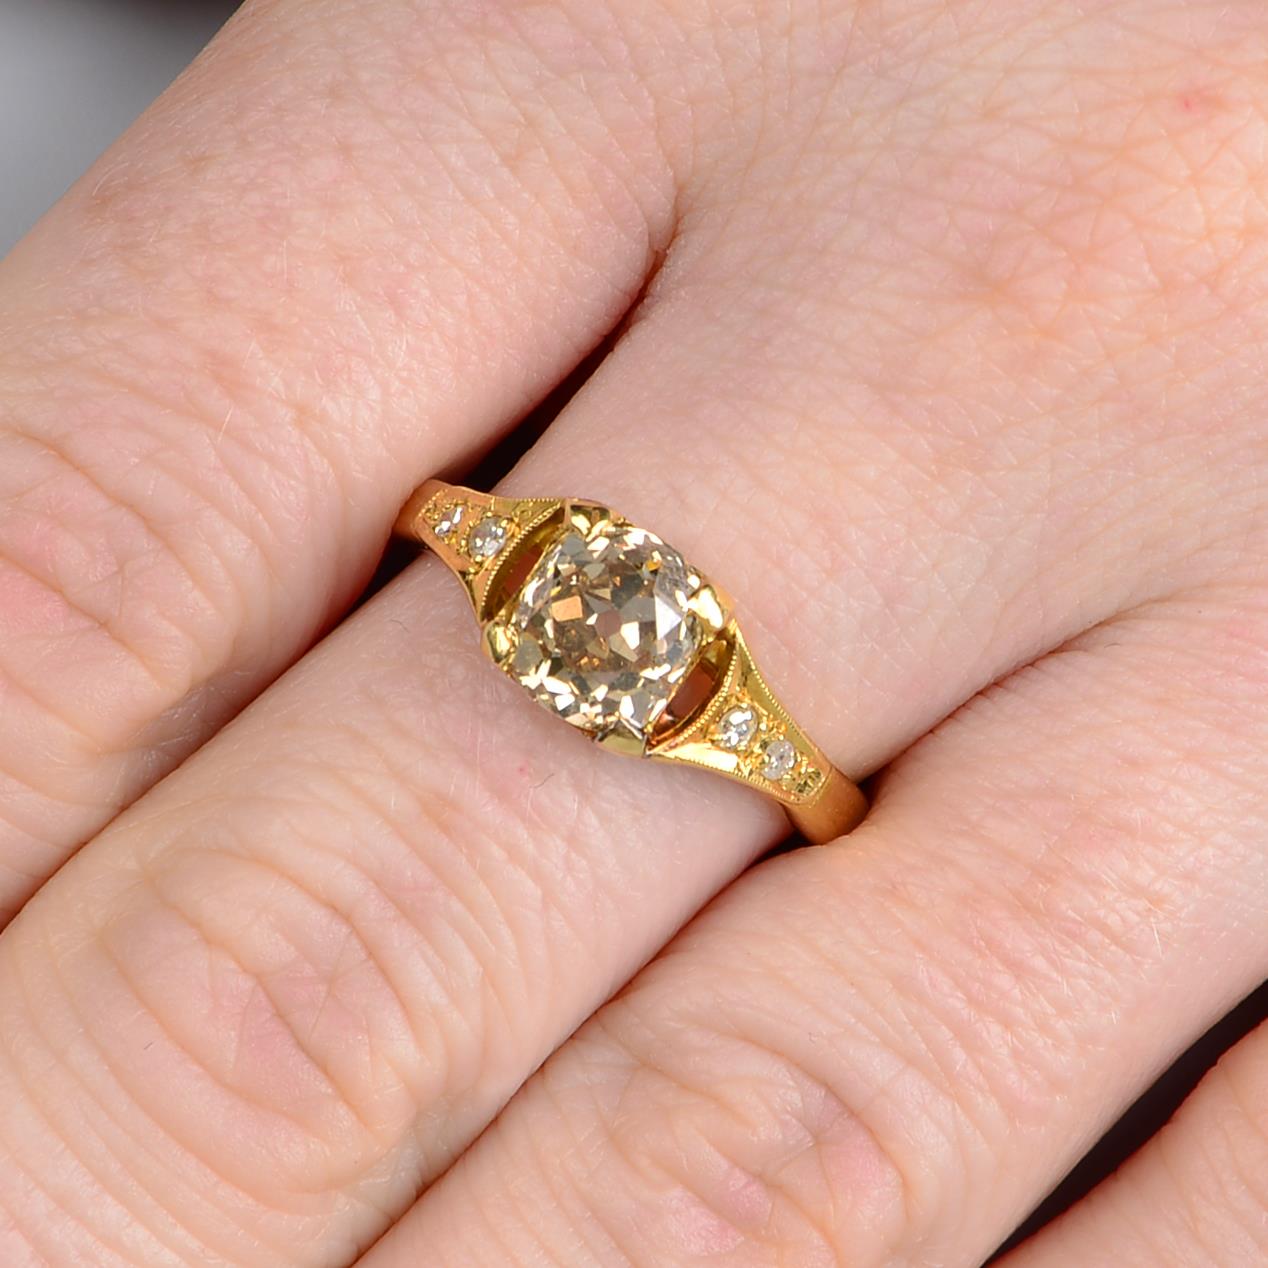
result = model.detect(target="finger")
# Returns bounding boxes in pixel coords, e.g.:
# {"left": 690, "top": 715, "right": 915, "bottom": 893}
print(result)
{"left": 998, "top": 1016, "right": 1268, "bottom": 1268}
{"left": 0, "top": 0, "right": 675, "bottom": 918}
{"left": 3, "top": 1, "right": 1266, "bottom": 1263}
{"left": 358, "top": 581, "right": 1268, "bottom": 1268}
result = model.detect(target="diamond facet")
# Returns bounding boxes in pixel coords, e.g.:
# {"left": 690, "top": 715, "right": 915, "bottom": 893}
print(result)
{"left": 717, "top": 705, "right": 757, "bottom": 751}
{"left": 434, "top": 503, "right": 465, "bottom": 539}
{"left": 761, "top": 737, "right": 796, "bottom": 781}
{"left": 508, "top": 518, "right": 703, "bottom": 742}
{"left": 470, "top": 516, "right": 509, "bottom": 560}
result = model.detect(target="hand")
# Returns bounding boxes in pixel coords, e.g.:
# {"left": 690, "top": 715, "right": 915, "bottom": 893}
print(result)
{"left": 1, "top": 1, "right": 1265, "bottom": 1264}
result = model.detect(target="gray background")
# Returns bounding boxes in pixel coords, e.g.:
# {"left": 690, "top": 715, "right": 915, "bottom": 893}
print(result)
{"left": 0, "top": 0, "right": 238, "bottom": 255}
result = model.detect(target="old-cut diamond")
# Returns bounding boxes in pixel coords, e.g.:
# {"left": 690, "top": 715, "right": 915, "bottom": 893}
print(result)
{"left": 761, "top": 737, "right": 796, "bottom": 781}
{"left": 717, "top": 705, "right": 757, "bottom": 751}
{"left": 509, "top": 519, "right": 703, "bottom": 742}
{"left": 470, "top": 516, "right": 509, "bottom": 560}
{"left": 434, "top": 503, "right": 465, "bottom": 539}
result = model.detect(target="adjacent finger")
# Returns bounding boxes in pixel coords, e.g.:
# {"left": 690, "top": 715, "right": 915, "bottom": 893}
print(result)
{"left": 0, "top": 0, "right": 675, "bottom": 919}
{"left": 998, "top": 1016, "right": 1268, "bottom": 1268}
{"left": 358, "top": 582, "right": 1268, "bottom": 1267}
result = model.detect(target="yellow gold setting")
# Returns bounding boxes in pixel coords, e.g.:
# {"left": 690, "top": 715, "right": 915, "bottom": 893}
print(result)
{"left": 394, "top": 479, "right": 867, "bottom": 843}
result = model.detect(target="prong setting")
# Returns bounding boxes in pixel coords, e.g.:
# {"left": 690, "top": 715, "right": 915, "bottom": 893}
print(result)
{"left": 494, "top": 507, "right": 703, "bottom": 748}
{"left": 482, "top": 617, "right": 516, "bottom": 665}
{"left": 686, "top": 583, "right": 730, "bottom": 635}
{"left": 595, "top": 726, "right": 647, "bottom": 757}
{"left": 563, "top": 500, "right": 613, "bottom": 537}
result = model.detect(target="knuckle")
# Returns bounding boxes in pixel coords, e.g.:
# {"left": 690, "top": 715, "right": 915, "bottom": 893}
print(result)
{"left": 568, "top": 974, "right": 922, "bottom": 1267}
{"left": 0, "top": 321, "right": 354, "bottom": 833}
{"left": 25, "top": 839, "right": 437, "bottom": 1229}
{"left": 128, "top": 829, "right": 446, "bottom": 1166}
{"left": 0, "top": 420, "right": 210, "bottom": 733}
{"left": 0, "top": 367, "right": 286, "bottom": 740}
{"left": 83, "top": 854, "right": 389, "bottom": 1197}
{"left": 0, "top": 900, "right": 283, "bottom": 1264}
{"left": 0, "top": 702, "right": 592, "bottom": 1252}
{"left": 57, "top": 742, "right": 558, "bottom": 1202}
{"left": 555, "top": 840, "right": 1128, "bottom": 1268}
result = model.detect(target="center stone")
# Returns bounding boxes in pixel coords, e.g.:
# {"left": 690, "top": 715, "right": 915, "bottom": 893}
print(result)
{"left": 508, "top": 520, "right": 703, "bottom": 741}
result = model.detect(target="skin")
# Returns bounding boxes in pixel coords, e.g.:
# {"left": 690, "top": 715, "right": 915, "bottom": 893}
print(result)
{"left": 0, "top": 0, "right": 1265, "bottom": 1264}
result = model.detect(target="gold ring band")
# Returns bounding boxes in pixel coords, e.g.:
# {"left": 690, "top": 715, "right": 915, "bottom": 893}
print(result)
{"left": 393, "top": 480, "right": 867, "bottom": 844}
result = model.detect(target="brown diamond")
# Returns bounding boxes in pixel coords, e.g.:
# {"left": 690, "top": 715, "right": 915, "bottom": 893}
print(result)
{"left": 508, "top": 519, "right": 703, "bottom": 743}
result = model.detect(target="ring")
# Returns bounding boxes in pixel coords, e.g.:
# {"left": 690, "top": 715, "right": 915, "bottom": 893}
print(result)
{"left": 393, "top": 479, "right": 868, "bottom": 844}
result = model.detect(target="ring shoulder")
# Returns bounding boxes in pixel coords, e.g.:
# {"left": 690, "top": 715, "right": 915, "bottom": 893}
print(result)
{"left": 649, "top": 623, "right": 838, "bottom": 817}
{"left": 393, "top": 480, "right": 563, "bottom": 621}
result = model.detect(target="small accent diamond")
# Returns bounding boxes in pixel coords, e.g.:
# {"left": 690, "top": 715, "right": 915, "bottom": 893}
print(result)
{"left": 470, "top": 516, "right": 509, "bottom": 560}
{"left": 434, "top": 503, "right": 465, "bottom": 539}
{"left": 717, "top": 705, "right": 757, "bottom": 751}
{"left": 761, "top": 737, "right": 796, "bottom": 781}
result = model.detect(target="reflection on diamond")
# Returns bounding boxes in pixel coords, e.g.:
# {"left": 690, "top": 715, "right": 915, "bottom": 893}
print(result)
{"left": 761, "top": 738, "right": 796, "bottom": 781}
{"left": 509, "top": 519, "right": 702, "bottom": 742}
{"left": 435, "top": 504, "right": 464, "bottom": 539}
{"left": 470, "top": 516, "right": 508, "bottom": 560}
{"left": 717, "top": 705, "right": 757, "bottom": 751}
